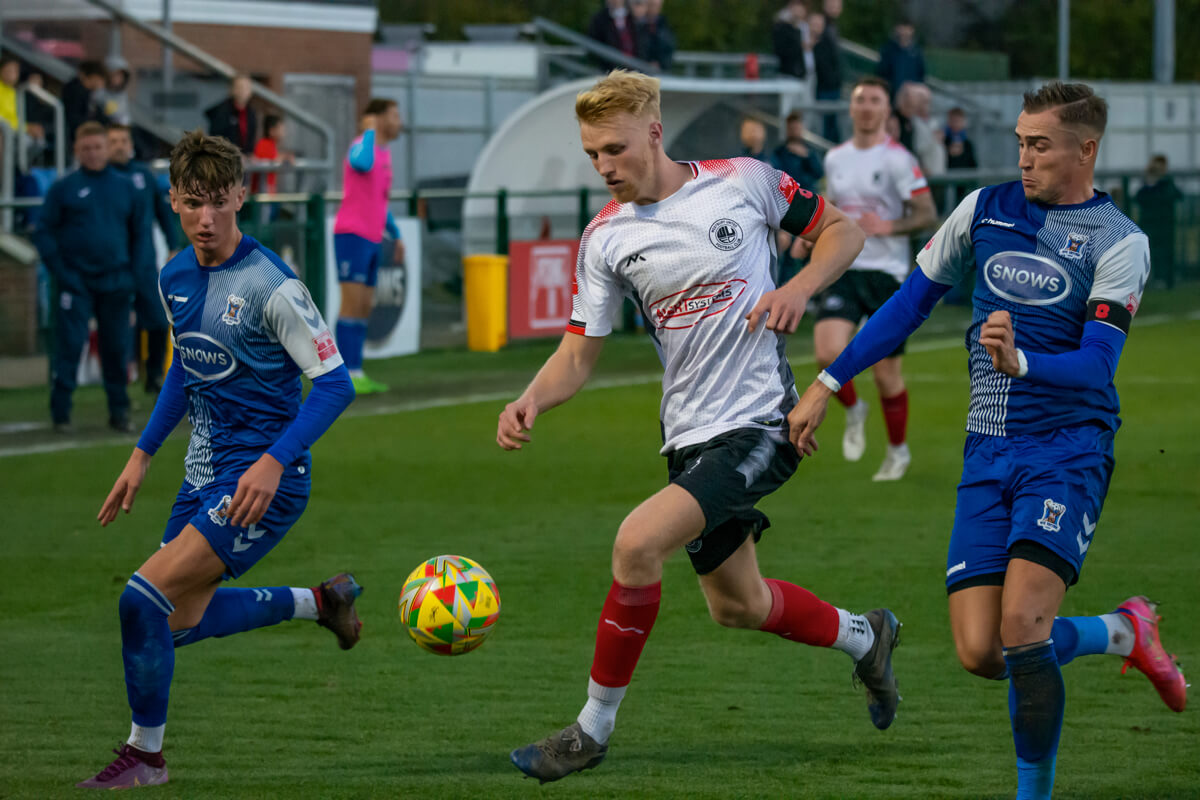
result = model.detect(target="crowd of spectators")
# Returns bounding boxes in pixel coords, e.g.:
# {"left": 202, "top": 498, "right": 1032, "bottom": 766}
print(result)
{"left": 586, "top": 0, "right": 675, "bottom": 72}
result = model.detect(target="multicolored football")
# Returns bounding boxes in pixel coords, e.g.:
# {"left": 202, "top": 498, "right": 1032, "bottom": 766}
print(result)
{"left": 397, "top": 555, "right": 500, "bottom": 655}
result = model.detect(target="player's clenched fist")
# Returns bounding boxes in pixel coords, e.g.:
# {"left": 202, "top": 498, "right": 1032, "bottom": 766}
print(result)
{"left": 979, "top": 310, "right": 1021, "bottom": 376}
{"left": 497, "top": 397, "right": 539, "bottom": 450}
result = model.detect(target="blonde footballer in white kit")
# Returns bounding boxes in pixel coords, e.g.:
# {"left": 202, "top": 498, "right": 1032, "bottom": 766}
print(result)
{"left": 496, "top": 70, "right": 903, "bottom": 785}
{"left": 816, "top": 75, "right": 938, "bottom": 481}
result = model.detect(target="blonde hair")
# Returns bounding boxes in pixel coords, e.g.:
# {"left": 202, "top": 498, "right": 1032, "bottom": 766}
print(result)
{"left": 575, "top": 70, "right": 661, "bottom": 125}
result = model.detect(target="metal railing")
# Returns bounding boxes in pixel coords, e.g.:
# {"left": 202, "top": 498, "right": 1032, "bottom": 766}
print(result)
{"left": 83, "top": 0, "right": 337, "bottom": 186}
{"left": 14, "top": 84, "right": 65, "bottom": 175}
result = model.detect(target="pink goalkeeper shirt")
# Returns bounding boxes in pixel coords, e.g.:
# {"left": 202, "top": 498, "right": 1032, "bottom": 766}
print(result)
{"left": 333, "top": 133, "right": 393, "bottom": 243}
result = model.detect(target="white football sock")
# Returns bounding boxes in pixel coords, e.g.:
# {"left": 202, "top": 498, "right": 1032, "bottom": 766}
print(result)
{"left": 128, "top": 722, "right": 164, "bottom": 753}
{"left": 348, "top": 368, "right": 365, "bottom": 378}
{"left": 833, "top": 609, "right": 876, "bottom": 662}
{"left": 576, "top": 678, "right": 626, "bottom": 744}
{"left": 291, "top": 587, "right": 319, "bottom": 621}
{"left": 1101, "top": 612, "right": 1135, "bottom": 657}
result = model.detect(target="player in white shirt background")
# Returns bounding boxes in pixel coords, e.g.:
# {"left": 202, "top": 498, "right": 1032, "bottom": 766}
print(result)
{"left": 496, "top": 70, "right": 904, "bottom": 785}
{"left": 817, "top": 76, "right": 937, "bottom": 481}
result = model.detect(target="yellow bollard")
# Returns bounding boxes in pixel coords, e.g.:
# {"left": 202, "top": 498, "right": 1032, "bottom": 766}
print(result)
{"left": 462, "top": 254, "right": 508, "bottom": 352}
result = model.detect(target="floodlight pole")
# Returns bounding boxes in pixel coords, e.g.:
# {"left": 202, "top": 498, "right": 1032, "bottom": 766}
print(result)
{"left": 1154, "top": 0, "right": 1175, "bottom": 83}
{"left": 1057, "top": 0, "right": 1070, "bottom": 80}
{"left": 162, "top": 0, "right": 173, "bottom": 97}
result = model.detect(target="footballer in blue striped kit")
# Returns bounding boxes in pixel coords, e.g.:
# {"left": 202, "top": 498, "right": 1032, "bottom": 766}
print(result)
{"left": 787, "top": 82, "right": 1186, "bottom": 799}
{"left": 78, "top": 131, "right": 362, "bottom": 790}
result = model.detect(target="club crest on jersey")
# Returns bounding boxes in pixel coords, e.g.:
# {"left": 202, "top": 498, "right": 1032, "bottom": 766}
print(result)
{"left": 222, "top": 294, "right": 246, "bottom": 326}
{"left": 1058, "top": 232, "right": 1089, "bottom": 260}
{"left": 1036, "top": 498, "right": 1067, "bottom": 533}
{"left": 207, "top": 495, "right": 233, "bottom": 527}
{"left": 709, "top": 218, "right": 744, "bottom": 251}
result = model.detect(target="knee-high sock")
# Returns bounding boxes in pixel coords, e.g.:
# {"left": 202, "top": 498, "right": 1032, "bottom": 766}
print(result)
{"left": 834, "top": 379, "right": 858, "bottom": 408}
{"left": 120, "top": 573, "right": 175, "bottom": 733}
{"left": 1005, "top": 641, "right": 1064, "bottom": 800}
{"left": 1051, "top": 615, "right": 1133, "bottom": 667}
{"left": 759, "top": 579, "right": 839, "bottom": 647}
{"left": 880, "top": 389, "right": 909, "bottom": 446}
{"left": 172, "top": 587, "right": 296, "bottom": 647}
{"left": 578, "top": 580, "right": 660, "bottom": 744}
{"left": 336, "top": 318, "right": 367, "bottom": 372}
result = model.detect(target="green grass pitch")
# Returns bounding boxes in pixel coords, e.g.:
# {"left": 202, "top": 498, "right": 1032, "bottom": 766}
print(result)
{"left": 2, "top": 290, "right": 1198, "bottom": 798}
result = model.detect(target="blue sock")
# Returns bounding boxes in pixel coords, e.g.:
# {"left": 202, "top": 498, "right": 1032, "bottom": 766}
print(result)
{"left": 172, "top": 587, "right": 295, "bottom": 647}
{"left": 1050, "top": 616, "right": 1111, "bottom": 667}
{"left": 120, "top": 573, "right": 176, "bottom": 728}
{"left": 336, "top": 319, "right": 367, "bottom": 372}
{"left": 1005, "top": 640, "right": 1064, "bottom": 800}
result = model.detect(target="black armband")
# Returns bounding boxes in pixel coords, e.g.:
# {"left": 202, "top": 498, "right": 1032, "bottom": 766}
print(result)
{"left": 1087, "top": 299, "right": 1132, "bottom": 334}
{"left": 780, "top": 190, "right": 825, "bottom": 237}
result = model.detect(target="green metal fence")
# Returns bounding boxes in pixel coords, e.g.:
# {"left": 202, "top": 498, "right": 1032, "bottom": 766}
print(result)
{"left": 3, "top": 168, "right": 1198, "bottom": 359}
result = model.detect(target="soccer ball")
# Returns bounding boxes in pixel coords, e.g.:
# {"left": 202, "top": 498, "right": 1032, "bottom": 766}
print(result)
{"left": 397, "top": 555, "right": 500, "bottom": 655}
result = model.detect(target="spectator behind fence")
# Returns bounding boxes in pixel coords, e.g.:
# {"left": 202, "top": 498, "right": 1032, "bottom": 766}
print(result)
{"left": 632, "top": 0, "right": 675, "bottom": 71}
{"left": 877, "top": 20, "right": 924, "bottom": 102}
{"left": 944, "top": 107, "right": 977, "bottom": 170}
{"left": 33, "top": 121, "right": 151, "bottom": 433}
{"left": 771, "top": 110, "right": 824, "bottom": 191}
{"left": 811, "top": 4, "right": 844, "bottom": 143}
{"left": 898, "top": 82, "right": 945, "bottom": 179}
{"left": 1135, "top": 154, "right": 1183, "bottom": 287}
{"left": 100, "top": 56, "right": 133, "bottom": 126}
{"left": 205, "top": 73, "right": 258, "bottom": 155}
{"left": 63, "top": 60, "right": 108, "bottom": 150}
{"left": 108, "top": 123, "right": 175, "bottom": 395}
{"left": 252, "top": 114, "right": 294, "bottom": 194}
{"left": 0, "top": 55, "right": 18, "bottom": 129}
{"left": 943, "top": 106, "right": 977, "bottom": 207}
{"left": 739, "top": 116, "right": 769, "bottom": 161}
{"left": 772, "top": 0, "right": 809, "bottom": 80}
{"left": 587, "top": 0, "right": 638, "bottom": 71}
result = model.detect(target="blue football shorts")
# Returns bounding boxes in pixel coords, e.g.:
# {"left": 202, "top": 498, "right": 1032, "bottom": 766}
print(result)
{"left": 334, "top": 232, "right": 381, "bottom": 288}
{"left": 946, "top": 423, "right": 1115, "bottom": 591}
{"left": 161, "top": 467, "right": 311, "bottom": 579}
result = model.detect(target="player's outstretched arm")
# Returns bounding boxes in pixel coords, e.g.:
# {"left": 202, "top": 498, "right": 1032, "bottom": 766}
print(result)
{"left": 747, "top": 203, "right": 865, "bottom": 333}
{"left": 98, "top": 447, "right": 152, "bottom": 526}
{"left": 497, "top": 333, "right": 604, "bottom": 450}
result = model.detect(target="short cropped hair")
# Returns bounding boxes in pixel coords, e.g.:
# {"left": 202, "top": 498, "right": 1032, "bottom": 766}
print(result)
{"left": 79, "top": 60, "right": 106, "bottom": 78}
{"left": 107, "top": 122, "right": 133, "bottom": 134}
{"left": 363, "top": 98, "right": 396, "bottom": 117}
{"left": 169, "top": 129, "right": 244, "bottom": 196}
{"left": 785, "top": 109, "right": 804, "bottom": 125}
{"left": 575, "top": 70, "right": 661, "bottom": 125}
{"left": 853, "top": 75, "right": 891, "bottom": 97}
{"left": 1022, "top": 81, "right": 1108, "bottom": 137}
{"left": 263, "top": 114, "right": 283, "bottom": 136}
{"left": 75, "top": 121, "right": 107, "bottom": 140}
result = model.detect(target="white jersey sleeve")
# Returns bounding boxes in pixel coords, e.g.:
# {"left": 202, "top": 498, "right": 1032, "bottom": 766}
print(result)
{"left": 731, "top": 157, "right": 824, "bottom": 235}
{"left": 888, "top": 146, "right": 929, "bottom": 201}
{"left": 263, "top": 278, "right": 345, "bottom": 379}
{"left": 1089, "top": 231, "right": 1151, "bottom": 317}
{"left": 567, "top": 210, "right": 624, "bottom": 337}
{"left": 915, "top": 188, "right": 981, "bottom": 285}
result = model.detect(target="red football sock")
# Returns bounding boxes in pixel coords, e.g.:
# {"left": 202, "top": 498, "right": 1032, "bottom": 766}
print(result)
{"left": 589, "top": 579, "right": 661, "bottom": 688}
{"left": 834, "top": 379, "right": 858, "bottom": 409}
{"left": 759, "top": 579, "right": 839, "bottom": 647}
{"left": 880, "top": 389, "right": 909, "bottom": 446}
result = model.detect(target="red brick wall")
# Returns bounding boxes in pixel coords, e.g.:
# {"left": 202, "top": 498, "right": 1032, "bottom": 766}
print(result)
{"left": 78, "top": 21, "right": 372, "bottom": 113}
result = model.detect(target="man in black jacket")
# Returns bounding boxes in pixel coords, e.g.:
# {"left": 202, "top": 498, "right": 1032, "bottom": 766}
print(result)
{"left": 586, "top": 0, "right": 637, "bottom": 72}
{"left": 204, "top": 74, "right": 257, "bottom": 155}
{"left": 62, "top": 61, "right": 107, "bottom": 151}
{"left": 811, "top": 3, "right": 844, "bottom": 142}
{"left": 772, "top": 0, "right": 809, "bottom": 80}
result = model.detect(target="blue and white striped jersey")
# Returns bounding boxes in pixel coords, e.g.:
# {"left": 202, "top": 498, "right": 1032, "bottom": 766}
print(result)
{"left": 916, "top": 181, "right": 1150, "bottom": 437}
{"left": 159, "top": 235, "right": 343, "bottom": 487}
